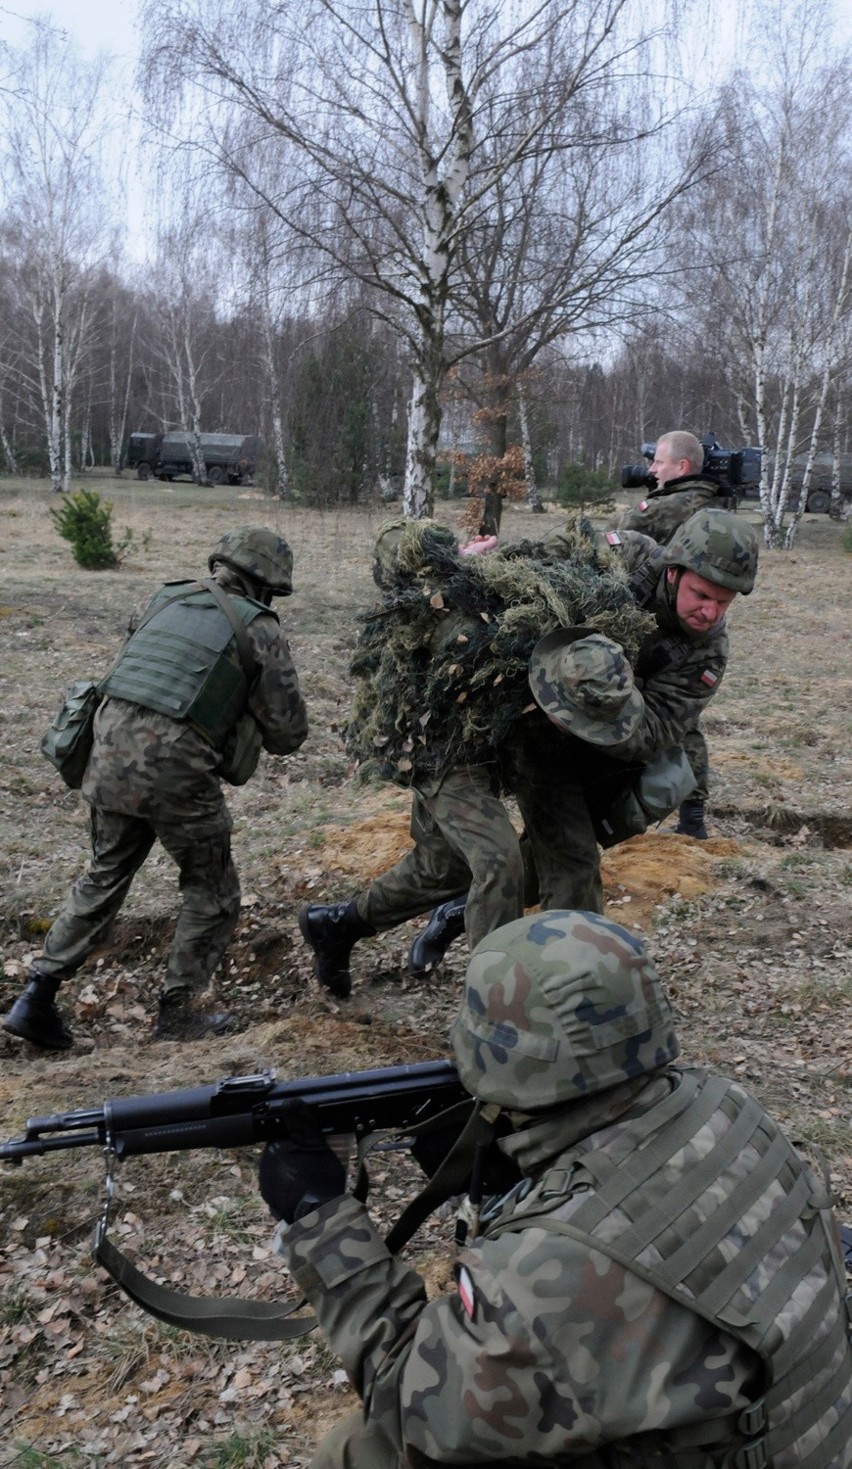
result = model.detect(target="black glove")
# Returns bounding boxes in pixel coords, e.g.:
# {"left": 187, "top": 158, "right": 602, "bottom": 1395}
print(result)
{"left": 258, "top": 1101, "right": 347, "bottom": 1224}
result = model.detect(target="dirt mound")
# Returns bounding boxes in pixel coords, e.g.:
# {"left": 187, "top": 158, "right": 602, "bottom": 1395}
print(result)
{"left": 601, "top": 831, "right": 743, "bottom": 927}
{"left": 314, "top": 805, "right": 743, "bottom": 930}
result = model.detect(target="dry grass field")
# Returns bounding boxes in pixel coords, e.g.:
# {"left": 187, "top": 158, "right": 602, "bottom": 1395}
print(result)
{"left": 0, "top": 474, "right": 850, "bottom": 1467}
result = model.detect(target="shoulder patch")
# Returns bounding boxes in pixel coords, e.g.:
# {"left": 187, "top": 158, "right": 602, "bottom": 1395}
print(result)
{"left": 457, "top": 1265, "right": 476, "bottom": 1319}
{"left": 700, "top": 669, "right": 719, "bottom": 687}
{"left": 638, "top": 500, "right": 649, "bottom": 511}
{"left": 605, "top": 531, "right": 622, "bottom": 546}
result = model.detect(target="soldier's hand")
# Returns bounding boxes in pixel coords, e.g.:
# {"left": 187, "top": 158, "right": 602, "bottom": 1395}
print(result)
{"left": 459, "top": 535, "right": 499, "bottom": 557}
{"left": 259, "top": 1102, "right": 346, "bottom": 1224}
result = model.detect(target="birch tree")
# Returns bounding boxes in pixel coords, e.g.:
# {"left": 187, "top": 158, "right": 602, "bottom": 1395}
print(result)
{"left": 672, "top": 0, "right": 852, "bottom": 548}
{"left": 0, "top": 23, "right": 116, "bottom": 492}
{"left": 140, "top": 0, "right": 701, "bottom": 518}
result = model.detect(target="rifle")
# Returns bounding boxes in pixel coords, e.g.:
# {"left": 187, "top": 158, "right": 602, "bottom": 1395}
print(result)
{"left": 0, "top": 1059, "right": 492, "bottom": 1342}
{"left": 0, "top": 1058, "right": 470, "bottom": 1164}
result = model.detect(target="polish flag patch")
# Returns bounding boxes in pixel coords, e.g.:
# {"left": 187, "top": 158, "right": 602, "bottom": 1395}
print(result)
{"left": 457, "top": 1266, "right": 476, "bottom": 1319}
{"left": 700, "top": 669, "right": 718, "bottom": 687}
{"left": 638, "top": 500, "right": 649, "bottom": 510}
{"left": 605, "top": 531, "right": 622, "bottom": 545}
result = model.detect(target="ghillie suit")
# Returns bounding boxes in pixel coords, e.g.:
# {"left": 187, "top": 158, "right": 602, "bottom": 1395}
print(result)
{"left": 345, "top": 515, "right": 655, "bottom": 789}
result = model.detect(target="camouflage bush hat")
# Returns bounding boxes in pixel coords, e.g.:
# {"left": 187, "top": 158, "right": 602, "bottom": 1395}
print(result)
{"left": 528, "top": 627, "right": 644, "bottom": 744}
{"left": 664, "top": 508, "right": 758, "bottom": 594}
{"left": 451, "top": 910, "right": 680, "bottom": 1109}
{"left": 209, "top": 526, "right": 293, "bottom": 596}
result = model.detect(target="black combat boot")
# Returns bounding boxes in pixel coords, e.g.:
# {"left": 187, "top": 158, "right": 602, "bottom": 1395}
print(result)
{"left": 408, "top": 894, "right": 468, "bottom": 975}
{"left": 298, "top": 900, "right": 376, "bottom": 1000}
{"left": 2, "top": 974, "right": 74, "bottom": 1050}
{"left": 154, "top": 989, "right": 235, "bottom": 1041}
{"left": 675, "top": 798, "right": 708, "bottom": 840}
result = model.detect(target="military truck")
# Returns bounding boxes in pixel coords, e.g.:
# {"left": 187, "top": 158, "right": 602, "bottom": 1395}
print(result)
{"left": 740, "top": 452, "right": 852, "bottom": 514}
{"left": 126, "top": 432, "right": 260, "bottom": 486}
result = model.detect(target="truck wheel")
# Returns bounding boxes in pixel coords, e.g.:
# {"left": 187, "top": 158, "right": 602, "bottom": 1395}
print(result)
{"left": 206, "top": 465, "right": 225, "bottom": 486}
{"left": 136, "top": 463, "right": 152, "bottom": 481}
{"left": 806, "top": 489, "right": 830, "bottom": 514}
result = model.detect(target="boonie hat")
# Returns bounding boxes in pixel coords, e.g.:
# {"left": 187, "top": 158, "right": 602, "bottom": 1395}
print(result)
{"left": 529, "top": 626, "right": 644, "bottom": 745}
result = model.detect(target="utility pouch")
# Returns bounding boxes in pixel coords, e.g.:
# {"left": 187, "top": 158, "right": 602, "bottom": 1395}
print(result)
{"left": 589, "top": 746, "right": 696, "bottom": 848}
{"left": 219, "top": 709, "right": 263, "bottom": 786}
{"left": 40, "top": 680, "right": 103, "bottom": 789}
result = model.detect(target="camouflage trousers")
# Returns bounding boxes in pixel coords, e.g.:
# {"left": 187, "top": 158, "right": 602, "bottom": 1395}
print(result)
{"left": 34, "top": 805, "right": 241, "bottom": 997}
{"left": 683, "top": 724, "right": 709, "bottom": 803}
{"left": 501, "top": 732, "right": 604, "bottom": 915}
{"left": 356, "top": 765, "right": 524, "bottom": 951}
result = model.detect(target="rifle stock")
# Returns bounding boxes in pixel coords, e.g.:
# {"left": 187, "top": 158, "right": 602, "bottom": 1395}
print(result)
{"left": 1, "top": 1058, "right": 471, "bottom": 1165}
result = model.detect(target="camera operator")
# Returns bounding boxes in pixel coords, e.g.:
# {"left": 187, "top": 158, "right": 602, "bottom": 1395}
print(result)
{"left": 615, "top": 430, "right": 729, "bottom": 840}
{"left": 617, "top": 430, "right": 727, "bottom": 542}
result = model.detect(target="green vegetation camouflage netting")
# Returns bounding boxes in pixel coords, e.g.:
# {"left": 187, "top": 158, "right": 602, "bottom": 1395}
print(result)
{"left": 345, "top": 515, "right": 657, "bottom": 787}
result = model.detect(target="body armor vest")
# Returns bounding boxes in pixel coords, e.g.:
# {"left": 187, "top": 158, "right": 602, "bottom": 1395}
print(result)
{"left": 490, "top": 1069, "right": 852, "bottom": 1468}
{"left": 101, "top": 581, "right": 268, "bottom": 747}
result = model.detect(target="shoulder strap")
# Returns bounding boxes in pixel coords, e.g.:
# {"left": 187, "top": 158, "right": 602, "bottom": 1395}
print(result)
{"left": 201, "top": 578, "right": 258, "bottom": 682}
{"left": 92, "top": 1099, "right": 497, "bottom": 1342}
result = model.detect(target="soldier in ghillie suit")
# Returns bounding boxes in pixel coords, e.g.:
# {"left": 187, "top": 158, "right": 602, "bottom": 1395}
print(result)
{"left": 409, "top": 508, "right": 758, "bottom": 973}
{"left": 616, "top": 430, "right": 733, "bottom": 839}
{"left": 299, "top": 515, "right": 655, "bottom": 999}
{"left": 258, "top": 910, "right": 852, "bottom": 1468}
{"left": 2, "top": 527, "right": 308, "bottom": 1049}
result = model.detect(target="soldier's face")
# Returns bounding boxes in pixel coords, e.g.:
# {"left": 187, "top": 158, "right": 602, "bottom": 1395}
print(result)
{"left": 649, "top": 445, "right": 689, "bottom": 485}
{"left": 669, "top": 569, "right": 736, "bottom": 632}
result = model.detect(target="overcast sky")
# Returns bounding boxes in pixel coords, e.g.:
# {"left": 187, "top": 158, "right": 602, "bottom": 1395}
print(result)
{"left": 0, "top": 0, "right": 140, "bottom": 60}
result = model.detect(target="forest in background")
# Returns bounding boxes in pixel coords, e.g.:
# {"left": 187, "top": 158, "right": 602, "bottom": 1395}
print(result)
{"left": 1, "top": 0, "right": 851, "bottom": 545}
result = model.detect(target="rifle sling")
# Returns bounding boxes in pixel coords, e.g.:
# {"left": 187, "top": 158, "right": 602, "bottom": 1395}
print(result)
{"left": 94, "top": 1231, "right": 318, "bottom": 1341}
{"left": 93, "top": 1101, "right": 497, "bottom": 1342}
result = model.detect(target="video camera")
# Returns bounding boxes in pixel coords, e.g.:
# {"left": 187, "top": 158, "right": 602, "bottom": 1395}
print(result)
{"left": 621, "top": 432, "right": 762, "bottom": 495}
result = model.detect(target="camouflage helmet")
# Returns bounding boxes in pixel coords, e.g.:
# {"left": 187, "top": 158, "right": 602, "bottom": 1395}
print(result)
{"left": 664, "top": 508, "right": 758, "bottom": 594}
{"left": 451, "top": 910, "right": 680, "bottom": 1110}
{"left": 209, "top": 526, "right": 293, "bottom": 596}
{"left": 528, "top": 627, "right": 644, "bottom": 745}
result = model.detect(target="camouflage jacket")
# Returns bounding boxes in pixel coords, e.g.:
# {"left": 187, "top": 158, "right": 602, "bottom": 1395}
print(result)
{"left": 600, "top": 529, "right": 729, "bottom": 764}
{"left": 616, "top": 475, "right": 722, "bottom": 543}
{"left": 507, "top": 531, "right": 729, "bottom": 776}
{"left": 278, "top": 1069, "right": 852, "bottom": 1466}
{"left": 81, "top": 571, "right": 308, "bottom": 832}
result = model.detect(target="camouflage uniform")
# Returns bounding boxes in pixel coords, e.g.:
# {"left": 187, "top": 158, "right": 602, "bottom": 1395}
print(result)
{"left": 501, "top": 529, "right": 731, "bottom": 913}
{"left": 274, "top": 913, "right": 852, "bottom": 1468}
{"left": 616, "top": 475, "right": 726, "bottom": 804}
{"left": 616, "top": 473, "right": 723, "bottom": 541}
{"left": 346, "top": 521, "right": 525, "bottom": 952}
{"left": 355, "top": 766, "right": 524, "bottom": 951}
{"left": 34, "top": 563, "right": 308, "bottom": 999}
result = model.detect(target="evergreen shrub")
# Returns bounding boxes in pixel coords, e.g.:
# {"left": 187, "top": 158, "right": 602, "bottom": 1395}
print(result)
{"left": 50, "top": 489, "right": 129, "bottom": 569}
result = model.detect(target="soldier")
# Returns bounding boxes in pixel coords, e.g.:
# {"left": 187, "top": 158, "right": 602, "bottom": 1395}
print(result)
{"left": 617, "top": 429, "right": 730, "bottom": 838}
{"left": 298, "top": 519, "right": 525, "bottom": 1001}
{"left": 409, "top": 508, "right": 758, "bottom": 973}
{"left": 2, "top": 527, "right": 308, "bottom": 1049}
{"left": 258, "top": 909, "right": 852, "bottom": 1468}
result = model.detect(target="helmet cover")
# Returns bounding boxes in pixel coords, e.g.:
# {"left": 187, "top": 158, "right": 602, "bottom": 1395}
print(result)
{"left": 452, "top": 910, "right": 680, "bottom": 1109}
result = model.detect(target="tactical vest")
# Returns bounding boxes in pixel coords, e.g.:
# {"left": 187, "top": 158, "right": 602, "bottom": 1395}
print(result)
{"left": 488, "top": 1069, "right": 852, "bottom": 1469}
{"left": 101, "top": 581, "right": 268, "bottom": 748}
